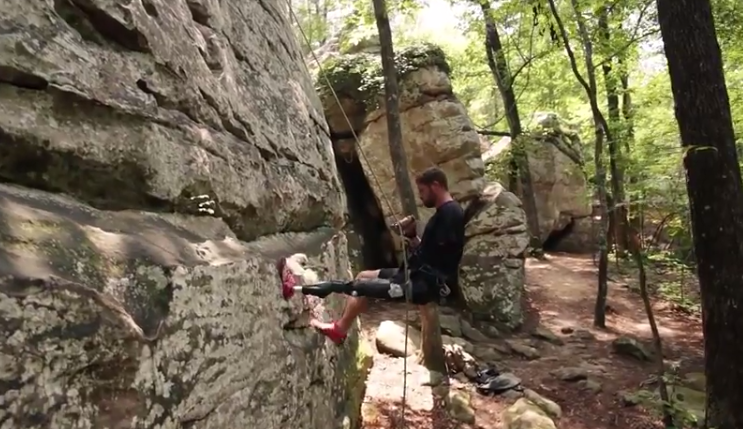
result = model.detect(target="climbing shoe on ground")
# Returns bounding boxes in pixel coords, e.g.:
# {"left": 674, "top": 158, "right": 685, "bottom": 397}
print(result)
{"left": 310, "top": 319, "right": 347, "bottom": 345}
{"left": 476, "top": 372, "right": 522, "bottom": 396}
{"left": 473, "top": 367, "right": 501, "bottom": 385}
{"left": 276, "top": 257, "right": 296, "bottom": 300}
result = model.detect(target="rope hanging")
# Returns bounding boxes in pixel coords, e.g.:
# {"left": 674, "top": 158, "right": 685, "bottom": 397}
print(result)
{"left": 286, "top": 3, "right": 416, "bottom": 427}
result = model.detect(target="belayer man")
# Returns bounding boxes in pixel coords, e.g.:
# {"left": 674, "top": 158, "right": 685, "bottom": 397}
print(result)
{"left": 277, "top": 167, "right": 466, "bottom": 345}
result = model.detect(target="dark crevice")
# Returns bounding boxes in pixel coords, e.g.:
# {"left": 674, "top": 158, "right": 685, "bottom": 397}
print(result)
{"left": 142, "top": 0, "right": 159, "bottom": 18}
{"left": 186, "top": 0, "right": 211, "bottom": 27}
{"left": 136, "top": 76, "right": 202, "bottom": 125}
{"left": 543, "top": 218, "right": 575, "bottom": 252}
{"left": 54, "top": 0, "right": 151, "bottom": 53}
{"left": 0, "top": 67, "right": 49, "bottom": 90}
{"left": 0, "top": 127, "right": 172, "bottom": 213}
{"left": 334, "top": 153, "right": 397, "bottom": 269}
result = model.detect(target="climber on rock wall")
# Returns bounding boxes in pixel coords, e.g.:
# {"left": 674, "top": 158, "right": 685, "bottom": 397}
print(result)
{"left": 277, "top": 167, "right": 466, "bottom": 345}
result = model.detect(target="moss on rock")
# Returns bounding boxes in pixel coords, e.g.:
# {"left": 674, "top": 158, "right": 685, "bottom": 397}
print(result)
{"left": 316, "top": 43, "right": 450, "bottom": 111}
{"left": 341, "top": 336, "right": 374, "bottom": 428}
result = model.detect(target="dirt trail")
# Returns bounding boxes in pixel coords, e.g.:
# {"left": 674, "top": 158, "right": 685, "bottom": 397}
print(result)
{"left": 357, "top": 253, "right": 704, "bottom": 429}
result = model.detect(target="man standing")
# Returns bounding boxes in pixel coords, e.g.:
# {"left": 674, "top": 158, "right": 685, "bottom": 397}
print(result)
{"left": 278, "top": 167, "right": 466, "bottom": 344}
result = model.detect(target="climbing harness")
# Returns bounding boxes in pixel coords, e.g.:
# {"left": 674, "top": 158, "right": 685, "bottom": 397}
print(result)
{"left": 287, "top": 4, "right": 421, "bottom": 426}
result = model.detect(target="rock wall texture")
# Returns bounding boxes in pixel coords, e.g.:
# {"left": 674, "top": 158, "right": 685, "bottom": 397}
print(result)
{"left": 317, "top": 44, "right": 529, "bottom": 328}
{"left": 0, "top": 1, "right": 368, "bottom": 428}
{"left": 0, "top": 0, "right": 344, "bottom": 239}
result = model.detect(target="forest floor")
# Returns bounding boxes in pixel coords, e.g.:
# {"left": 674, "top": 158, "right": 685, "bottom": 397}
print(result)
{"left": 356, "top": 252, "right": 705, "bottom": 429}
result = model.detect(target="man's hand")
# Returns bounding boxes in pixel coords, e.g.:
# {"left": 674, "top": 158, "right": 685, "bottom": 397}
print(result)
{"left": 404, "top": 236, "right": 421, "bottom": 248}
{"left": 393, "top": 215, "right": 417, "bottom": 238}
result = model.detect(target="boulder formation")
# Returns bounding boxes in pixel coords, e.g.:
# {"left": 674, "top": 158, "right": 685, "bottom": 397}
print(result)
{"left": 483, "top": 112, "right": 595, "bottom": 252}
{"left": 0, "top": 1, "right": 369, "bottom": 428}
{"left": 316, "top": 44, "right": 529, "bottom": 328}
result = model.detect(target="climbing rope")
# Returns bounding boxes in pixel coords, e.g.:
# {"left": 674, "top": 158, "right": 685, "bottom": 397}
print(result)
{"left": 287, "top": 3, "right": 417, "bottom": 426}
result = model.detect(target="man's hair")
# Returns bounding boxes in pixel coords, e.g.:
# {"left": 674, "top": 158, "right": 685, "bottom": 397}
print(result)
{"left": 415, "top": 167, "right": 449, "bottom": 190}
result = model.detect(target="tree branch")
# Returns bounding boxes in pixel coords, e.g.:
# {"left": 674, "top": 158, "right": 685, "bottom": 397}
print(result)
{"left": 546, "top": 0, "right": 593, "bottom": 98}
{"left": 477, "top": 129, "right": 511, "bottom": 137}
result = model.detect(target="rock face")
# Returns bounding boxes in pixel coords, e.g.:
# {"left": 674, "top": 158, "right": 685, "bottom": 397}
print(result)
{"left": 483, "top": 113, "right": 593, "bottom": 251}
{"left": 0, "top": 0, "right": 344, "bottom": 241}
{"left": 317, "top": 44, "right": 528, "bottom": 327}
{"left": 0, "top": 1, "right": 366, "bottom": 428}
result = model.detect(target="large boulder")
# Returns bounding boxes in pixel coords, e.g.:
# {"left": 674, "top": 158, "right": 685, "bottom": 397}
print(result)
{"left": 0, "top": 1, "right": 368, "bottom": 428}
{"left": 318, "top": 44, "right": 486, "bottom": 224}
{"left": 483, "top": 113, "right": 593, "bottom": 250}
{"left": 316, "top": 44, "right": 527, "bottom": 327}
{"left": 461, "top": 183, "right": 529, "bottom": 327}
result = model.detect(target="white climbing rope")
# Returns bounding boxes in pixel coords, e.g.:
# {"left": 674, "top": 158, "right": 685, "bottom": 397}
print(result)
{"left": 287, "top": 3, "right": 417, "bottom": 426}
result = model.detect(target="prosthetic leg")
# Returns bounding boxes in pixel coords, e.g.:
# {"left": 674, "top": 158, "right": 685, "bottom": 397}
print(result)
{"left": 277, "top": 257, "right": 408, "bottom": 345}
{"left": 293, "top": 278, "right": 403, "bottom": 300}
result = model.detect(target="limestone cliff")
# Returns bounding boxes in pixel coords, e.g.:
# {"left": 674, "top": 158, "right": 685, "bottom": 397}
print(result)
{"left": 0, "top": 1, "right": 369, "bottom": 428}
{"left": 316, "top": 44, "right": 529, "bottom": 328}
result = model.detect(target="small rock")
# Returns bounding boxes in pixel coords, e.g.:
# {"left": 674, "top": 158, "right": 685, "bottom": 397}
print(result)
{"left": 492, "top": 341, "right": 512, "bottom": 354}
{"left": 480, "top": 323, "right": 502, "bottom": 338}
{"left": 375, "top": 320, "right": 420, "bottom": 357}
{"left": 550, "top": 366, "right": 588, "bottom": 382}
{"left": 503, "top": 398, "right": 557, "bottom": 429}
{"left": 574, "top": 329, "right": 596, "bottom": 341}
{"left": 440, "top": 314, "right": 463, "bottom": 337}
{"left": 461, "top": 319, "right": 490, "bottom": 343}
{"left": 442, "top": 335, "right": 474, "bottom": 354}
{"left": 501, "top": 389, "right": 525, "bottom": 401}
{"left": 612, "top": 336, "right": 652, "bottom": 361}
{"left": 446, "top": 391, "right": 476, "bottom": 424}
{"left": 506, "top": 339, "right": 541, "bottom": 360}
{"left": 578, "top": 378, "right": 603, "bottom": 393}
{"left": 531, "top": 325, "right": 564, "bottom": 345}
{"left": 523, "top": 389, "right": 562, "bottom": 418}
{"left": 473, "top": 345, "right": 504, "bottom": 362}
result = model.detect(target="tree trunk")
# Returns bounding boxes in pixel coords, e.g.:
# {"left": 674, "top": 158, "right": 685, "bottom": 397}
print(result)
{"left": 479, "top": 0, "right": 543, "bottom": 253}
{"left": 372, "top": 0, "right": 447, "bottom": 375}
{"left": 548, "top": 0, "right": 611, "bottom": 327}
{"left": 657, "top": 0, "right": 743, "bottom": 427}
{"left": 628, "top": 213, "right": 674, "bottom": 427}
{"left": 598, "top": 8, "right": 629, "bottom": 256}
{"left": 592, "top": 125, "right": 610, "bottom": 328}
{"left": 372, "top": 0, "right": 419, "bottom": 220}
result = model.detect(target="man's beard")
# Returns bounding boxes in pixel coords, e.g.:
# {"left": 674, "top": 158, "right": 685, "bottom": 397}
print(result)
{"left": 422, "top": 198, "right": 436, "bottom": 208}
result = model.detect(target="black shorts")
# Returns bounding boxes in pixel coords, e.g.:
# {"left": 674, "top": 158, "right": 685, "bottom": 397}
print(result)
{"left": 376, "top": 267, "right": 437, "bottom": 305}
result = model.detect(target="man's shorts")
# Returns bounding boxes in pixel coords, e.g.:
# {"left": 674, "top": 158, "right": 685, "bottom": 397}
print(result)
{"left": 376, "top": 267, "right": 437, "bottom": 305}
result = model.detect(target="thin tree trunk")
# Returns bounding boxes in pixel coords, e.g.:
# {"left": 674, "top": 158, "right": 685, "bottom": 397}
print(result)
{"left": 598, "top": 8, "right": 629, "bottom": 256}
{"left": 479, "top": 0, "right": 543, "bottom": 253}
{"left": 372, "top": 0, "right": 447, "bottom": 375}
{"left": 548, "top": 0, "right": 611, "bottom": 327}
{"left": 658, "top": 0, "right": 743, "bottom": 427}
{"left": 629, "top": 209, "right": 674, "bottom": 427}
{"left": 592, "top": 125, "right": 610, "bottom": 328}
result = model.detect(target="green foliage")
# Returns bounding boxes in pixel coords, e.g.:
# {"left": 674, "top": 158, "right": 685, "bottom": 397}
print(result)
{"left": 293, "top": 0, "right": 741, "bottom": 268}
{"left": 315, "top": 43, "right": 450, "bottom": 110}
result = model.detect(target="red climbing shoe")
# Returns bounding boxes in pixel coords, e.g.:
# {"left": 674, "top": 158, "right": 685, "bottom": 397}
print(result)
{"left": 310, "top": 319, "right": 347, "bottom": 345}
{"left": 276, "top": 257, "right": 296, "bottom": 300}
